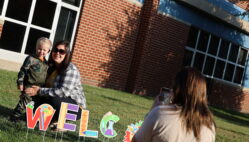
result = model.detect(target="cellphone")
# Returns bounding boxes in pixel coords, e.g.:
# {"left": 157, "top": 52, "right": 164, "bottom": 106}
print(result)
{"left": 160, "top": 87, "right": 170, "bottom": 93}
{"left": 159, "top": 87, "right": 170, "bottom": 103}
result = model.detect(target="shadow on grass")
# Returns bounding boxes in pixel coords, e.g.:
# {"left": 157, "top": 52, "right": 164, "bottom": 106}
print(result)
{"left": 210, "top": 106, "right": 249, "bottom": 128}
{"left": 0, "top": 104, "right": 12, "bottom": 118}
{"left": 44, "top": 132, "right": 102, "bottom": 142}
{"left": 136, "top": 94, "right": 155, "bottom": 101}
{"left": 219, "top": 126, "right": 249, "bottom": 137}
{"left": 101, "top": 95, "right": 149, "bottom": 110}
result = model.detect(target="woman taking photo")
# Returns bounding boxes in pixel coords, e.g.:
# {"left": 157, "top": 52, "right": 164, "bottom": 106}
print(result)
{"left": 26, "top": 40, "right": 86, "bottom": 127}
{"left": 132, "top": 67, "right": 216, "bottom": 142}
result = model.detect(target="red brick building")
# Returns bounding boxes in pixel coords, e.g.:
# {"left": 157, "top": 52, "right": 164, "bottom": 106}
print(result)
{"left": 1, "top": 0, "right": 249, "bottom": 113}
{"left": 72, "top": 0, "right": 188, "bottom": 94}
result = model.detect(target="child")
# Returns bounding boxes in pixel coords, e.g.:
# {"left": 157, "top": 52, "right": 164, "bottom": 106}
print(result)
{"left": 10, "top": 37, "right": 52, "bottom": 122}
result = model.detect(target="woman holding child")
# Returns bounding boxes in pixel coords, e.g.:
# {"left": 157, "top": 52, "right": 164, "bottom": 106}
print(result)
{"left": 25, "top": 40, "right": 86, "bottom": 127}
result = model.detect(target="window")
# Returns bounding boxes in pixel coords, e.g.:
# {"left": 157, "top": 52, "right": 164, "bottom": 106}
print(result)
{"left": 197, "top": 31, "right": 209, "bottom": 52}
{"left": 193, "top": 53, "right": 204, "bottom": 71}
{"left": 0, "top": 21, "right": 26, "bottom": 52}
{"left": 234, "top": 67, "right": 244, "bottom": 84}
{"left": 187, "top": 27, "right": 198, "bottom": 48}
{"left": 228, "top": 44, "right": 239, "bottom": 62}
{"left": 203, "top": 56, "right": 215, "bottom": 76}
{"left": 32, "top": 0, "right": 56, "bottom": 29}
{"left": 224, "top": 63, "right": 235, "bottom": 81}
{"left": 0, "top": 0, "right": 4, "bottom": 15}
{"left": 238, "top": 48, "right": 247, "bottom": 66}
{"left": 6, "top": 0, "right": 32, "bottom": 22}
{"left": 218, "top": 40, "right": 229, "bottom": 59}
{"left": 25, "top": 28, "right": 50, "bottom": 55}
{"left": 214, "top": 60, "right": 225, "bottom": 78}
{"left": 183, "top": 50, "right": 193, "bottom": 66}
{"left": 54, "top": 7, "right": 76, "bottom": 43}
{"left": 208, "top": 35, "right": 219, "bottom": 56}
{"left": 62, "top": 0, "right": 80, "bottom": 7}
{"left": 0, "top": 0, "right": 82, "bottom": 63}
{"left": 184, "top": 27, "right": 248, "bottom": 85}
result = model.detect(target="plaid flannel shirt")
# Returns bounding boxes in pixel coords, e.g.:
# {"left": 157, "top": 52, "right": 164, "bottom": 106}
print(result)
{"left": 39, "top": 63, "right": 86, "bottom": 109}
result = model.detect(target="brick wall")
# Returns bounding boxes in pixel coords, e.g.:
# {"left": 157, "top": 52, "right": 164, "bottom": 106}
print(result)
{"left": 131, "top": 15, "right": 189, "bottom": 95}
{"left": 72, "top": 0, "right": 142, "bottom": 90}
{"left": 208, "top": 79, "right": 249, "bottom": 113}
{"left": 229, "top": 0, "right": 249, "bottom": 10}
{"left": 125, "top": 0, "right": 190, "bottom": 95}
{"left": 71, "top": 0, "right": 249, "bottom": 113}
{"left": 72, "top": 0, "right": 189, "bottom": 95}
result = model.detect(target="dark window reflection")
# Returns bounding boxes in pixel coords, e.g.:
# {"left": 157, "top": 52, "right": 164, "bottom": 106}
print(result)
{"left": 25, "top": 28, "right": 50, "bottom": 55}
{"left": 32, "top": 0, "right": 56, "bottom": 29}
{"left": 214, "top": 60, "right": 225, "bottom": 78}
{"left": 218, "top": 40, "right": 229, "bottom": 59}
{"left": 0, "top": 21, "right": 26, "bottom": 52}
{"left": 0, "top": 0, "right": 4, "bottom": 15}
{"left": 228, "top": 44, "right": 239, "bottom": 63}
{"left": 203, "top": 56, "right": 215, "bottom": 76}
{"left": 187, "top": 27, "right": 198, "bottom": 48}
{"left": 54, "top": 7, "right": 76, "bottom": 43}
{"left": 62, "top": 0, "right": 80, "bottom": 7}
{"left": 193, "top": 52, "right": 204, "bottom": 72}
{"left": 238, "top": 48, "right": 248, "bottom": 66}
{"left": 224, "top": 63, "right": 235, "bottom": 81}
{"left": 185, "top": 28, "right": 248, "bottom": 85}
{"left": 6, "top": 0, "right": 32, "bottom": 22}
{"left": 208, "top": 35, "right": 219, "bottom": 56}
{"left": 234, "top": 67, "right": 244, "bottom": 84}
{"left": 183, "top": 50, "right": 193, "bottom": 67}
{"left": 197, "top": 31, "right": 209, "bottom": 52}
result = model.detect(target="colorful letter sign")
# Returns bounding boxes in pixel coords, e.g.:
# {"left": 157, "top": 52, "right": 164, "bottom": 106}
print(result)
{"left": 79, "top": 110, "right": 98, "bottom": 138}
{"left": 26, "top": 102, "right": 55, "bottom": 131}
{"left": 100, "top": 112, "right": 120, "bottom": 138}
{"left": 25, "top": 102, "right": 140, "bottom": 141}
{"left": 57, "top": 103, "right": 79, "bottom": 131}
{"left": 123, "top": 121, "right": 143, "bottom": 142}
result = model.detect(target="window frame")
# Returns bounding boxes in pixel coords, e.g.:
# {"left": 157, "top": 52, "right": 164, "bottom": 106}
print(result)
{"left": 185, "top": 27, "right": 249, "bottom": 86}
{"left": 0, "top": 0, "right": 82, "bottom": 55}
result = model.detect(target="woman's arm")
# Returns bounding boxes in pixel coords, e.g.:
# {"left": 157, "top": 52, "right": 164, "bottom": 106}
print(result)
{"left": 39, "top": 65, "right": 81, "bottom": 98}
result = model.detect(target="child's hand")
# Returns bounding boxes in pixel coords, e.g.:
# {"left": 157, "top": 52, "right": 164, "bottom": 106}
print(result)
{"left": 18, "top": 85, "right": 24, "bottom": 91}
{"left": 25, "top": 86, "right": 40, "bottom": 96}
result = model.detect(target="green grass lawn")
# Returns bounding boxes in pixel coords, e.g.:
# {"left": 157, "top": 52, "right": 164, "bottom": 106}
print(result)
{"left": 1, "top": 69, "right": 249, "bottom": 142}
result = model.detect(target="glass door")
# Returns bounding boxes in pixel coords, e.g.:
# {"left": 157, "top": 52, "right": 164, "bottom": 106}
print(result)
{"left": 0, "top": 0, "right": 83, "bottom": 63}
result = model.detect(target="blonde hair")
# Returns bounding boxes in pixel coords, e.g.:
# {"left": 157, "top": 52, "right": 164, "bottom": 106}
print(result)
{"left": 36, "top": 37, "right": 52, "bottom": 51}
{"left": 172, "top": 67, "right": 215, "bottom": 141}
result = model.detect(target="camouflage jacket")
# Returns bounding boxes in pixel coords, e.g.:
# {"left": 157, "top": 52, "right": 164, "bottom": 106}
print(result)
{"left": 17, "top": 55, "right": 48, "bottom": 88}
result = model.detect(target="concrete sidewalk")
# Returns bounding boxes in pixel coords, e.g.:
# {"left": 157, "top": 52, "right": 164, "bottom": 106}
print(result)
{"left": 0, "top": 59, "right": 21, "bottom": 72}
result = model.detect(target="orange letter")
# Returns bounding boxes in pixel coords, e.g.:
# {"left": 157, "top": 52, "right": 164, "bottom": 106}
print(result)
{"left": 26, "top": 103, "right": 55, "bottom": 131}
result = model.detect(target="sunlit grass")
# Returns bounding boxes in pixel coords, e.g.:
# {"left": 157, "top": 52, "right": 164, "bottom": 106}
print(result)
{"left": 1, "top": 69, "right": 249, "bottom": 142}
